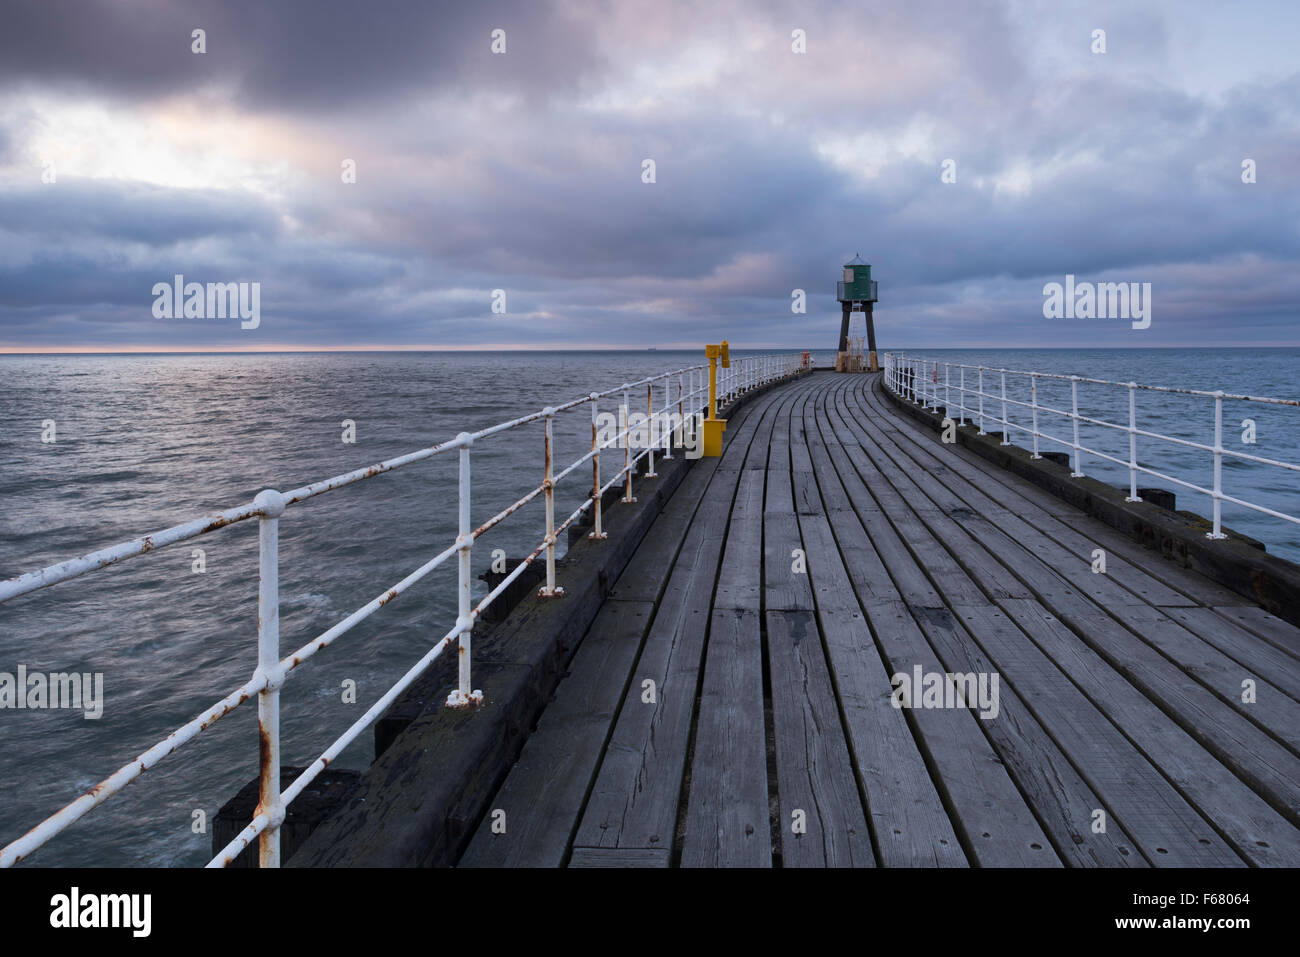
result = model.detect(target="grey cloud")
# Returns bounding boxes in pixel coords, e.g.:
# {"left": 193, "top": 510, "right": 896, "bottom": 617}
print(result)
{"left": 0, "top": 0, "right": 607, "bottom": 111}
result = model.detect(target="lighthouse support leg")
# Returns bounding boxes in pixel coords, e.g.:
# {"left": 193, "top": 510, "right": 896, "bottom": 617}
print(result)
{"left": 836, "top": 301, "right": 852, "bottom": 372}
{"left": 865, "top": 301, "right": 879, "bottom": 372}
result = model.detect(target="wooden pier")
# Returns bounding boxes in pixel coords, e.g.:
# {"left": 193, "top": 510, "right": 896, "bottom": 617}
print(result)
{"left": 454, "top": 370, "right": 1300, "bottom": 868}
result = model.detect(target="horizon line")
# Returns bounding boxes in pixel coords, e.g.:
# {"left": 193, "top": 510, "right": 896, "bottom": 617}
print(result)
{"left": 3, "top": 344, "right": 1300, "bottom": 356}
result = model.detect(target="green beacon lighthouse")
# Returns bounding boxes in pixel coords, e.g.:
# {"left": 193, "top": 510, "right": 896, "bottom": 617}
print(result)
{"left": 836, "top": 255, "right": 879, "bottom": 373}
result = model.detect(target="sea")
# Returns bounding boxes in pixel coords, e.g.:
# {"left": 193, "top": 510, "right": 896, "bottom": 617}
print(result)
{"left": 0, "top": 347, "right": 1296, "bottom": 866}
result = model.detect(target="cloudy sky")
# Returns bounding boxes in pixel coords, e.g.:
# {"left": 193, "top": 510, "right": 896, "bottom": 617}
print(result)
{"left": 1, "top": 0, "right": 1297, "bottom": 352}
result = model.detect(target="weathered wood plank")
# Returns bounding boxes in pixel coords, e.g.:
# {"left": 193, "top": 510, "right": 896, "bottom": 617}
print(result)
{"left": 607, "top": 457, "right": 722, "bottom": 603}
{"left": 459, "top": 599, "right": 654, "bottom": 867}
{"left": 986, "top": 544, "right": 1300, "bottom": 822}
{"left": 1161, "top": 608, "right": 1300, "bottom": 690}
{"left": 713, "top": 470, "right": 765, "bottom": 612}
{"left": 766, "top": 609, "right": 875, "bottom": 867}
{"left": 792, "top": 509, "right": 967, "bottom": 865}
{"left": 999, "top": 598, "right": 1300, "bottom": 865}
{"left": 1212, "top": 605, "right": 1300, "bottom": 658}
{"left": 680, "top": 607, "right": 771, "bottom": 867}
{"left": 1114, "top": 607, "right": 1300, "bottom": 740}
{"left": 568, "top": 846, "right": 671, "bottom": 867}
{"left": 765, "top": 512, "right": 814, "bottom": 612}
{"left": 939, "top": 603, "right": 1226, "bottom": 866}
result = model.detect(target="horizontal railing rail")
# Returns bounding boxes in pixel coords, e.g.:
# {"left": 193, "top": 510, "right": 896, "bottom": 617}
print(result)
{"left": 0, "top": 349, "right": 812, "bottom": 868}
{"left": 882, "top": 351, "right": 1300, "bottom": 542}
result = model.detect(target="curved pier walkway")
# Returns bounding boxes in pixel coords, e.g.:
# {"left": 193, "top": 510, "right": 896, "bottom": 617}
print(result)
{"left": 459, "top": 371, "right": 1300, "bottom": 868}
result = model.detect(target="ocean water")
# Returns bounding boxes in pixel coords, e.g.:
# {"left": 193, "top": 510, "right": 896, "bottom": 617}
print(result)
{"left": 0, "top": 347, "right": 1295, "bottom": 867}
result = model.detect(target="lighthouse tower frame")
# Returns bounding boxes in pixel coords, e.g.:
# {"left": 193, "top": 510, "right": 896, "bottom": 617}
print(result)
{"left": 836, "top": 255, "right": 879, "bottom": 373}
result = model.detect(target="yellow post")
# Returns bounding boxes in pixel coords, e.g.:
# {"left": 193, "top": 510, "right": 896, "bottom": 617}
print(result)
{"left": 703, "top": 343, "right": 727, "bottom": 457}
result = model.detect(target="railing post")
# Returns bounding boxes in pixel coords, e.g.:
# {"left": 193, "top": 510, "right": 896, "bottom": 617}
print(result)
{"left": 1030, "top": 373, "right": 1041, "bottom": 459}
{"left": 1125, "top": 383, "right": 1140, "bottom": 502}
{"left": 1000, "top": 371, "right": 1009, "bottom": 445}
{"left": 589, "top": 394, "right": 606, "bottom": 540}
{"left": 539, "top": 410, "right": 563, "bottom": 596}
{"left": 446, "top": 434, "right": 482, "bottom": 707}
{"left": 945, "top": 363, "right": 951, "bottom": 416}
{"left": 977, "top": 367, "right": 985, "bottom": 435}
{"left": 645, "top": 383, "right": 658, "bottom": 477}
{"left": 958, "top": 366, "right": 966, "bottom": 426}
{"left": 677, "top": 372, "right": 685, "bottom": 453}
{"left": 1210, "top": 392, "right": 1226, "bottom": 538}
{"left": 253, "top": 488, "right": 286, "bottom": 868}
{"left": 661, "top": 377, "right": 673, "bottom": 460}
{"left": 1070, "top": 377, "right": 1084, "bottom": 477}
{"left": 622, "top": 384, "right": 636, "bottom": 503}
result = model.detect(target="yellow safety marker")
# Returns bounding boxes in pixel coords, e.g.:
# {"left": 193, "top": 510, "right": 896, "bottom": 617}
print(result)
{"left": 703, "top": 343, "right": 727, "bottom": 457}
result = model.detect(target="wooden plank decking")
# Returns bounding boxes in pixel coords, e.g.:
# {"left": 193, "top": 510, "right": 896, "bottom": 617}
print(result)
{"left": 458, "top": 371, "right": 1300, "bottom": 868}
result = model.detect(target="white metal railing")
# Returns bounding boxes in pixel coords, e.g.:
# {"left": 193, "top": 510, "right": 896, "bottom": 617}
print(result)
{"left": 883, "top": 351, "right": 1300, "bottom": 541}
{"left": 0, "top": 350, "right": 811, "bottom": 868}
